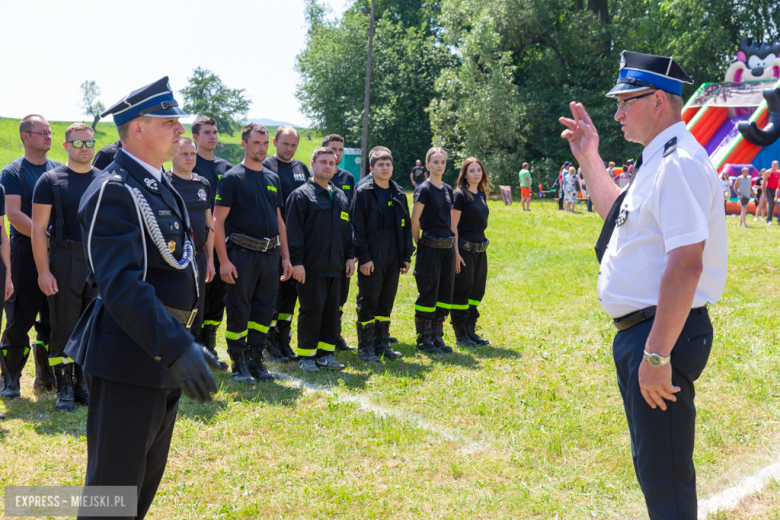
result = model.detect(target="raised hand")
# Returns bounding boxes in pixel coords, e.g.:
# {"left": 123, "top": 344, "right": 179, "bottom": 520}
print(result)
{"left": 559, "top": 102, "right": 601, "bottom": 161}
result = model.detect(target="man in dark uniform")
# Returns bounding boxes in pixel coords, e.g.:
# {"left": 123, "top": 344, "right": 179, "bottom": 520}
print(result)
{"left": 262, "top": 126, "right": 310, "bottom": 362}
{"left": 351, "top": 146, "right": 413, "bottom": 362}
{"left": 286, "top": 147, "right": 355, "bottom": 372}
{"left": 214, "top": 124, "right": 293, "bottom": 383}
{"left": 92, "top": 140, "right": 122, "bottom": 170}
{"left": 65, "top": 77, "right": 217, "bottom": 519}
{"left": 321, "top": 134, "right": 357, "bottom": 352}
{"left": 0, "top": 114, "right": 60, "bottom": 395}
{"left": 561, "top": 52, "right": 728, "bottom": 519}
{"left": 191, "top": 116, "right": 232, "bottom": 364}
{"left": 31, "top": 123, "right": 100, "bottom": 411}
{"left": 165, "top": 137, "right": 225, "bottom": 371}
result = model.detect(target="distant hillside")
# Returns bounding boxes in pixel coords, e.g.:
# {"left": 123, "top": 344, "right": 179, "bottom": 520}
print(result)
{"left": 244, "top": 118, "right": 303, "bottom": 128}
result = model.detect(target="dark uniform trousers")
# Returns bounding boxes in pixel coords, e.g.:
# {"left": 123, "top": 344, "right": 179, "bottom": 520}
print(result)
{"left": 2, "top": 235, "right": 51, "bottom": 367}
{"left": 80, "top": 377, "right": 181, "bottom": 520}
{"left": 356, "top": 263, "right": 399, "bottom": 323}
{"left": 451, "top": 232, "right": 488, "bottom": 324}
{"left": 48, "top": 241, "right": 98, "bottom": 363}
{"left": 338, "top": 273, "right": 351, "bottom": 318}
{"left": 613, "top": 307, "right": 712, "bottom": 520}
{"left": 413, "top": 229, "right": 456, "bottom": 320}
{"left": 224, "top": 246, "right": 279, "bottom": 353}
{"left": 274, "top": 276, "right": 298, "bottom": 333}
{"left": 202, "top": 253, "right": 225, "bottom": 328}
{"left": 296, "top": 276, "right": 341, "bottom": 357}
{"left": 189, "top": 252, "right": 208, "bottom": 337}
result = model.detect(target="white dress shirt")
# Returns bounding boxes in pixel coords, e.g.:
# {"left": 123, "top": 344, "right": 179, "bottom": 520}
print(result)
{"left": 122, "top": 149, "right": 163, "bottom": 182}
{"left": 597, "top": 121, "right": 728, "bottom": 318}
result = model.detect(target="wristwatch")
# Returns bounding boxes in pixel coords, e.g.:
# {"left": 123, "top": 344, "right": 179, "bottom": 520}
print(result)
{"left": 643, "top": 350, "right": 671, "bottom": 367}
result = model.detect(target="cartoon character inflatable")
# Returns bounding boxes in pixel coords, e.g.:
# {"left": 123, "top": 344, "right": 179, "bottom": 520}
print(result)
{"left": 725, "top": 37, "right": 780, "bottom": 83}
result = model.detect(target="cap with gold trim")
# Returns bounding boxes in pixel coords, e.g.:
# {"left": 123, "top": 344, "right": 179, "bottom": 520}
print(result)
{"left": 607, "top": 51, "right": 693, "bottom": 98}
{"left": 101, "top": 76, "right": 187, "bottom": 126}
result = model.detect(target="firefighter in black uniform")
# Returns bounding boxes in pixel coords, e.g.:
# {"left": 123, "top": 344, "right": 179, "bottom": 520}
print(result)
{"left": 262, "top": 126, "right": 310, "bottom": 362}
{"left": 411, "top": 147, "right": 456, "bottom": 354}
{"left": 64, "top": 77, "right": 216, "bottom": 520}
{"left": 351, "top": 146, "right": 413, "bottom": 362}
{"left": 0, "top": 186, "right": 14, "bottom": 399}
{"left": 286, "top": 147, "right": 355, "bottom": 372}
{"left": 92, "top": 140, "right": 122, "bottom": 170}
{"left": 191, "top": 115, "right": 232, "bottom": 364}
{"left": 322, "top": 134, "right": 358, "bottom": 352}
{"left": 450, "top": 157, "right": 491, "bottom": 347}
{"left": 214, "top": 123, "right": 292, "bottom": 383}
{"left": 165, "top": 137, "right": 226, "bottom": 371}
{"left": 31, "top": 123, "right": 100, "bottom": 411}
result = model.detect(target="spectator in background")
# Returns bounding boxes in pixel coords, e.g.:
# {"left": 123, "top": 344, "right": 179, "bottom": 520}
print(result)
{"left": 765, "top": 160, "right": 780, "bottom": 225}
{"left": 607, "top": 161, "right": 616, "bottom": 180}
{"left": 578, "top": 168, "right": 592, "bottom": 212}
{"left": 557, "top": 161, "right": 570, "bottom": 210}
{"left": 719, "top": 171, "right": 731, "bottom": 215}
{"left": 616, "top": 166, "right": 631, "bottom": 189}
{"left": 734, "top": 167, "right": 752, "bottom": 227}
{"left": 754, "top": 169, "right": 767, "bottom": 222}
{"left": 410, "top": 159, "right": 427, "bottom": 188}
{"left": 564, "top": 166, "right": 579, "bottom": 212}
{"left": 518, "top": 162, "right": 532, "bottom": 211}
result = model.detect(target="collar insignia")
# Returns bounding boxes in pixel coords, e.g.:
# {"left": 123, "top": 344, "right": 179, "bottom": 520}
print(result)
{"left": 144, "top": 177, "right": 159, "bottom": 191}
{"left": 616, "top": 208, "right": 629, "bottom": 227}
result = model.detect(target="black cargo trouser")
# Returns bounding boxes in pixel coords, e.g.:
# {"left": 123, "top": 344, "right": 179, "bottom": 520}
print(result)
{"left": 296, "top": 276, "right": 341, "bottom": 358}
{"left": 189, "top": 252, "right": 207, "bottom": 338}
{"left": 356, "top": 262, "right": 400, "bottom": 324}
{"left": 223, "top": 246, "right": 279, "bottom": 354}
{"left": 274, "top": 275, "right": 298, "bottom": 332}
{"left": 202, "top": 253, "right": 225, "bottom": 328}
{"left": 613, "top": 307, "right": 712, "bottom": 520}
{"left": 48, "top": 241, "right": 97, "bottom": 364}
{"left": 413, "top": 230, "right": 456, "bottom": 320}
{"left": 338, "top": 273, "right": 350, "bottom": 316}
{"left": 451, "top": 233, "right": 488, "bottom": 324}
{"left": 2, "top": 235, "right": 50, "bottom": 366}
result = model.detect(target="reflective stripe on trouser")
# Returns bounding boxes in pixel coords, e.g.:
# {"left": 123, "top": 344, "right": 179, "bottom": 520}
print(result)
{"left": 224, "top": 246, "right": 279, "bottom": 354}
{"left": 202, "top": 253, "right": 226, "bottom": 327}
{"left": 413, "top": 240, "right": 456, "bottom": 319}
{"left": 47, "top": 243, "right": 98, "bottom": 365}
{"left": 613, "top": 307, "right": 712, "bottom": 520}
{"left": 450, "top": 246, "right": 488, "bottom": 324}
{"left": 356, "top": 262, "right": 400, "bottom": 323}
{"left": 296, "top": 276, "right": 341, "bottom": 357}
{"left": 272, "top": 266, "right": 299, "bottom": 326}
{"left": 2, "top": 235, "right": 51, "bottom": 351}
{"left": 189, "top": 253, "right": 207, "bottom": 337}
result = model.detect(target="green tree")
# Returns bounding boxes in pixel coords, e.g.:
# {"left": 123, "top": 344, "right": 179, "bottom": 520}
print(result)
{"left": 180, "top": 67, "right": 251, "bottom": 136}
{"left": 80, "top": 80, "right": 105, "bottom": 131}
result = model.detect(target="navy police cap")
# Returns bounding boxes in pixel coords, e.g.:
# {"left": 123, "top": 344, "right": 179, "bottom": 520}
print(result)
{"left": 101, "top": 76, "right": 187, "bottom": 126}
{"left": 606, "top": 51, "right": 693, "bottom": 98}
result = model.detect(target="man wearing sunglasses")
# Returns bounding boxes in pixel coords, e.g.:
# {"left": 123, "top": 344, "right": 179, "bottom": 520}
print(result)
{"left": 0, "top": 115, "right": 60, "bottom": 398}
{"left": 31, "top": 123, "right": 100, "bottom": 412}
{"left": 560, "top": 51, "right": 727, "bottom": 519}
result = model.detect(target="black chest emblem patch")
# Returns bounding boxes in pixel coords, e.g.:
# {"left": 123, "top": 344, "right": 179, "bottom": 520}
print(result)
{"left": 616, "top": 208, "right": 629, "bottom": 227}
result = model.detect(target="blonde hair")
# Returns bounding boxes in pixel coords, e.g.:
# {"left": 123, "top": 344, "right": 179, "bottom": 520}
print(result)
{"left": 568, "top": 166, "right": 576, "bottom": 175}
{"left": 425, "top": 147, "right": 448, "bottom": 165}
{"left": 65, "top": 123, "right": 93, "bottom": 140}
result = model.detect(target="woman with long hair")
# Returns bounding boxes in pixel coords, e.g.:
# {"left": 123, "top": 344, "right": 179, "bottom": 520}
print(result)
{"left": 450, "top": 157, "right": 490, "bottom": 347}
{"left": 411, "top": 147, "right": 456, "bottom": 354}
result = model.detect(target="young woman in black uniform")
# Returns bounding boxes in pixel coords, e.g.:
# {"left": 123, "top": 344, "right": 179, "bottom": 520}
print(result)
{"left": 411, "top": 147, "right": 455, "bottom": 354}
{"left": 450, "top": 157, "right": 490, "bottom": 347}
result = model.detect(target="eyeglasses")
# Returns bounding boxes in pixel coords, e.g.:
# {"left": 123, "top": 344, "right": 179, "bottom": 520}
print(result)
{"left": 616, "top": 91, "right": 655, "bottom": 111}
{"left": 25, "top": 131, "right": 54, "bottom": 137}
{"left": 66, "top": 140, "right": 96, "bottom": 148}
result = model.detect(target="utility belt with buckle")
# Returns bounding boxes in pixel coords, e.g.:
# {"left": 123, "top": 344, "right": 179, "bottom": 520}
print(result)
{"left": 420, "top": 233, "right": 455, "bottom": 249}
{"left": 613, "top": 305, "right": 707, "bottom": 332}
{"left": 166, "top": 306, "right": 198, "bottom": 328}
{"left": 462, "top": 239, "right": 489, "bottom": 253}
{"left": 229, "top": 233, "right": 279, "bottom": 252}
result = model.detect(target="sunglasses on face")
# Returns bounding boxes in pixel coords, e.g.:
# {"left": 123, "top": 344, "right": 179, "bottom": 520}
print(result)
{"left": 67, "top": 140, "right": 96, "bottom": 148}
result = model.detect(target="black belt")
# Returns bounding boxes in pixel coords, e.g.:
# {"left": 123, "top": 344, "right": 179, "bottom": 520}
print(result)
{"left": 229, "top": 233, "right": 279, "bottom": 252}
{"left": 613, "top": 305, "right": 706, "bottom": 332}
{"left": 166, "top": 306, "right": 198, "bottom": 328}
{"left": 51, "top": 240, "right": 84, "bottom": 251}
{"left": 195, "top": 248, "right": 205, "bottom": 259}
{"left": 420, "top": 234, "right": 455, "bottom": 249}
{"left": 462, "top": 239, "right": 489, "bottom": 253}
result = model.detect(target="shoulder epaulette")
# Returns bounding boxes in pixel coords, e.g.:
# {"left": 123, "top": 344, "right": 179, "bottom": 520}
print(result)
{"left": 663, "top": 136, "right": 677, "bottom": 157}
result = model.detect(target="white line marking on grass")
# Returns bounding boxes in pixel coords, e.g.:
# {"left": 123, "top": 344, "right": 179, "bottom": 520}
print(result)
{"left": 277, "top": 374, "right": 486, "bottom": 455}
{"left": 697, "top": 458, "right": 780, "bottom": 519}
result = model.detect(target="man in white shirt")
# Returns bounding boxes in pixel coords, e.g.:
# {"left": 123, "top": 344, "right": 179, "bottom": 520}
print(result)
{"left": 560, "top": 51, "right": 728, "bottom": 519}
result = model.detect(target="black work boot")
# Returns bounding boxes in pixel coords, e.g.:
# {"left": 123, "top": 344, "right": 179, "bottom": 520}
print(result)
{"left": 73, "top": 364, "right": 89, "bottom": 406}
{"left": 277, "top": 324, "right": 299, "bottom": 362}
{"left": 0, "top": 350, "right": 22, "bottom": 400}
{"left": 229, "top": 348, "right": 256, "bottom": 385}
{"left": 467, "top": 321, "right": 490, "bottom": 345}
{"left": 357, "top": 322, "right": 381, "bottom": 362}
{"left": 248, "top": 346, "right": 276, "bottom": 380}
{"left": 375, "top": 321, "right": 402, "bottom": 359}
{"left": 415, "top": 318, "right": 440, "bottom": 354}
{"left": 432, "top": 319, "right": 453, "bottom": 353}
{"left": 53, "top": 364, "right": 75, "bottom": 412}
{"left": 33, "top": 343, "right": 55, "bottom": 392}
{"left": 335, "top": 313, "right": 357, "bottom": 351}
{"left": 201, "top": 325, "right": 228, "bottom": 370}
{"left": 452, "top": 322, "right": 477, "bottom": 347}
{"left": 388, "top": 335, "right": 399, "bottom": 344}
{"left": 263, "top": 328, "right": 289, "bottom": 363}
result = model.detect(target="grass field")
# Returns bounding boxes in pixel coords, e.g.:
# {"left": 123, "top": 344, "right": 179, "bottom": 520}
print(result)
{"left": 1, "top": 198, "right": 780, "bottom": 519}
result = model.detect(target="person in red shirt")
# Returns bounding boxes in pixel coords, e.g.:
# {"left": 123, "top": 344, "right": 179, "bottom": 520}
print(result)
{"left": 765, "top": 161, "right": 780, "bottom": 224}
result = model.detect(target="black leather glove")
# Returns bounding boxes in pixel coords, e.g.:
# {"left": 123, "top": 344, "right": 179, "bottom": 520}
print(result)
{"left": 170, "top": 342, "right": 218, "bottom": 403}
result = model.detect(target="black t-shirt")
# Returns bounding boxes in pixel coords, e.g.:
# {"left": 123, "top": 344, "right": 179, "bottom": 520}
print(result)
{"left": 216, "top": 164, "right": 282, "bottom": 239}
{"left": 165, "top": 172, "right": 211, "bottom": 250}
{"left": 31, "top": 164, "right": 98, "bottom": 242}
{"left": 92, "top": 140, "right": 122, "bottom": 170}
{"left": 262, "top": 156, "right": 310, "bottom": 216}
{"left": 193, "top": 154, "right": 232, "bottom": 205}
{"left": 375, "top": 185, "right": 395, "bottom": 230}
{"left": 2, "top": 157, "right": 61, "bottom": 235}
{"left": 413, "top": 180, "right": 453, "bottom": 232}
{"left": 0, "top": 185, "right": 5, "bottom": 217}
{"left": 411, "top": 166, "right": 427, "bottom": 184}
{"left": 453, "top": 188, "right": 489, "bottom": 238}
{"left": 332, "top": 167, "right": 355, "bottom": 205}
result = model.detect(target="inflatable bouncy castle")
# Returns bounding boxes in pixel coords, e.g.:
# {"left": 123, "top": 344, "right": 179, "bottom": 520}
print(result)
{"left": 684, "top": 38, "right": 780, "bottom": 215}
